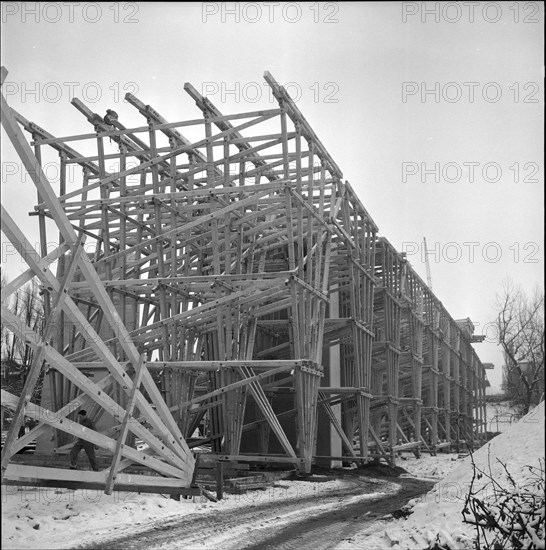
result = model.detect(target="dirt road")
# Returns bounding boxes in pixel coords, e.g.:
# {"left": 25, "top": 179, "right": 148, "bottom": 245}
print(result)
{"left": 79, "top": 474, "right": 434, "bottom": 549}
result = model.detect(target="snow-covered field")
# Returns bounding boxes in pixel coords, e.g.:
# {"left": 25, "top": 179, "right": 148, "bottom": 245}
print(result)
{"left": 397, "top": 452, "right": 462, "bottom": 481}
{"left": 2, "top": 402, "right": 543, "bottom": 550}
{"left": 1, "top": 476, "right": 383, "bottom": 549}
{"left": 355, "top": 401, "right": 545, "bottom": 549}
{"left": 486, "top": 400, "right": 522, "bottom": 433}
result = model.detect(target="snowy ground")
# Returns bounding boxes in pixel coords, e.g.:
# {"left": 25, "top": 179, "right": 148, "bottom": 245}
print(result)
{"left": 354, "top": 402, "right": 545, "bottom": 550}
{"left": 396, "top": 452, "right": 463, "bottom": 481}
{"left": 0, "top": 453, "right": 462, "bottom": 550}
{"left": 2, "top": 402, "right": 543, "bottom": 550}
{"left": 486, "top": 400, "right": 522, "bottom": 433}
{"left": 1, "top": 476, "right": 379, "bottom": 549}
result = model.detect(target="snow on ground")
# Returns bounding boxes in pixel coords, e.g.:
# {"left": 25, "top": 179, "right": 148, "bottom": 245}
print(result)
{"left": 0, "top": 454, "right": 465, "bottom": 550}
{"left": 180, "top": 479, "right": 396, "bottom": 550}
{"left": 1, "top": 475, "right": 375, "bottom": 549}
{"left": 397, "top": 453, "right": 463, "bottom": 480}
{"left": 350, "top": 402, "right": 545, "bottom": 550}
{"left": 2, "top": 486, "right": 197, "bottom": 549}
{"left": 2, "top": 402, "right": 543, "bottom": 550}
{"left": 486, "top": 400, "right": 521, "bottom": 433}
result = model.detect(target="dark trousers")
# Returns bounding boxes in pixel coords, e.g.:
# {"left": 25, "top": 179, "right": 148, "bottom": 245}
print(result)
{"left": 70, "top": 440, "right": 99, "bottom": 471}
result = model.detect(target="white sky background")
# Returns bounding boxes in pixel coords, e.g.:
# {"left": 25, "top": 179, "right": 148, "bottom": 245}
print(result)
{"left": 0, "top": 1, "right": 544, "bottom": 392}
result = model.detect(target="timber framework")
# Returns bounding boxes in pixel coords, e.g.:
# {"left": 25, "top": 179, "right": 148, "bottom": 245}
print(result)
{"left": 0, "top": 67, "right": 488, "bottom": 496}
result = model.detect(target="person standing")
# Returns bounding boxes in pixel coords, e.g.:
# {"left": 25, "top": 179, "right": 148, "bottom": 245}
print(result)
{"left": 69, "top": 410, "right": 99, "bottom": 471}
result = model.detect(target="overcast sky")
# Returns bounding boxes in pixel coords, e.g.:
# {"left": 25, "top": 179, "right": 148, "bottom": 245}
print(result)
{"left": 1, "top": 2, "right": 544, "bottom": 392}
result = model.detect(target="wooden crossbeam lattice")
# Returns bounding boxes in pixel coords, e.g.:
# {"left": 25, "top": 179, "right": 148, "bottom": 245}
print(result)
{"left": 0, "top": 67, "right": 489, "bottom": 493}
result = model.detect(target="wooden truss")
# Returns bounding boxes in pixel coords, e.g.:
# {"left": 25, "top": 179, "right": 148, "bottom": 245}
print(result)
{"left": 369, "top": 237, "right": 488, "bottom": 461}
{"left": 0, "top": 67, "right": 487, "bottom": 495}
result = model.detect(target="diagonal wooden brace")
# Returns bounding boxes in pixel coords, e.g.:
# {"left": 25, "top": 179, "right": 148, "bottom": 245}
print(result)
{"left": 105, "top": 355, "right": 146, "bottom": 494}
{"left": 318, "top": 392, "right": 357, "bottom": 458}
{"left": 1, "top": 234, "right": 84, "bottom": 478}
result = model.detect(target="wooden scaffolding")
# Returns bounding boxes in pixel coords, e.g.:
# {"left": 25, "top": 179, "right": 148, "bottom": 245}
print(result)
{"left": 0, "top": 67, "right": 487, "bottom": 495}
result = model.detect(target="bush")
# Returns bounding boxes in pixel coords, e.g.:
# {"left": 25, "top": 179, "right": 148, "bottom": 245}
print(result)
{"left": 462, "top": 452, "right": 545, "bottom": 549}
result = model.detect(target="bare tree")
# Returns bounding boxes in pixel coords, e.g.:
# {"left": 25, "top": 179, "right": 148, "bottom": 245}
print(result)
{"left": 496, "top": 279, "right": 545, "bottom": 415}
{"left": 1, "top": 269, "right": 9, "bottom": 360}
{"left": 0, "top": 270, "right": 21, "bottom": 365}
{"left": 1, "top": 273, "right": 45, "bottom": 400}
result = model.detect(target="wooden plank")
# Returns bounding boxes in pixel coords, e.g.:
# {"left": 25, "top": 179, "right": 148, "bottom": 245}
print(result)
{"left": 318, "top": 392, "right": 357, "bottom": 458}
{"left": 4, "top": 463, "right": 190, "bottom": 489}
{"left": 1, "top": 243, "right": 70, "bottom": 299}
{"left": 1, "top": 477, "right": 202, "bottom": 496}
{"left": 1, "top": 234, "right": 84, "bottom": 477}
{"left": 32, "top": 108, "right": 282, "bottom": 148}
{"left": 95, "top": 187, "right": 274, "bottom": 268}
{"left": 57, "top": 112, "right": 279, "bottom": 203}
{"left": 0, "top": 315, "right": 186, "bottom": 471}
{"left": 10, "top": 374, "right": 114, "bottom": 454}
{"left": 0, "top": 211, "right": 192, "bottom": 465}
{"left": 177, "top": 365, "right": 293, "bottom": 410}
{"left": 1, "top": 390, "right": 189, "bottom": 481}
{"left": 216, "top": 461, "right": 224, "bottom": 500}
{"left": 0, "top": 96, "right": 194, "bottom": 468}
{"left": 204, "top": 454, "right": 302, "bottom": 465}
{"left": 239, "top": 365, "right": 298, "bottom": 460}
{"left": 105, "top": 355, "right": 146, "bottom": 494}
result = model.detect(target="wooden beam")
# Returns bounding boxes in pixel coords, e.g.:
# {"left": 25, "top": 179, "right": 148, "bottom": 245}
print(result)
{"left": 3, "top": 463, "right": 191, "bottom": 489}
{"left": 1, "top": 234, "right": 84, "bottom": 478}
{"left": 105, "top": 355, "right": 146, "bottom": 494}
{"left": 0, "top": 211, "right": 191, "bottom": 467}
{"left": 1, "top": 390, "right": 190, "bottom": 481}
{"left": 178, "top": 364, "right": 293, "bottom": 410}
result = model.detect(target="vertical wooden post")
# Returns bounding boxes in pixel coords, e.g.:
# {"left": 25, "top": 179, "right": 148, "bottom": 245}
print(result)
{"left": 105, "top": 355, "right": 146, "bottom": 494}
{"left": 216, "top": 460, "right": 224, "bottom": 500}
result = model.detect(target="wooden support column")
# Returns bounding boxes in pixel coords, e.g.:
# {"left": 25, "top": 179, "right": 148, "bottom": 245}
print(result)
{"left": 105, "top": 355, "right": 145, "bottom": 494}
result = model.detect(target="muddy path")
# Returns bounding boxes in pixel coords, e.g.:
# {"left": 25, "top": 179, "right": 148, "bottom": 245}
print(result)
{"left": 79, "top": 470, "right": 433, "bottom": 550}
{"left": 240, "top": 477, "right": 434, "bottom": 550}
